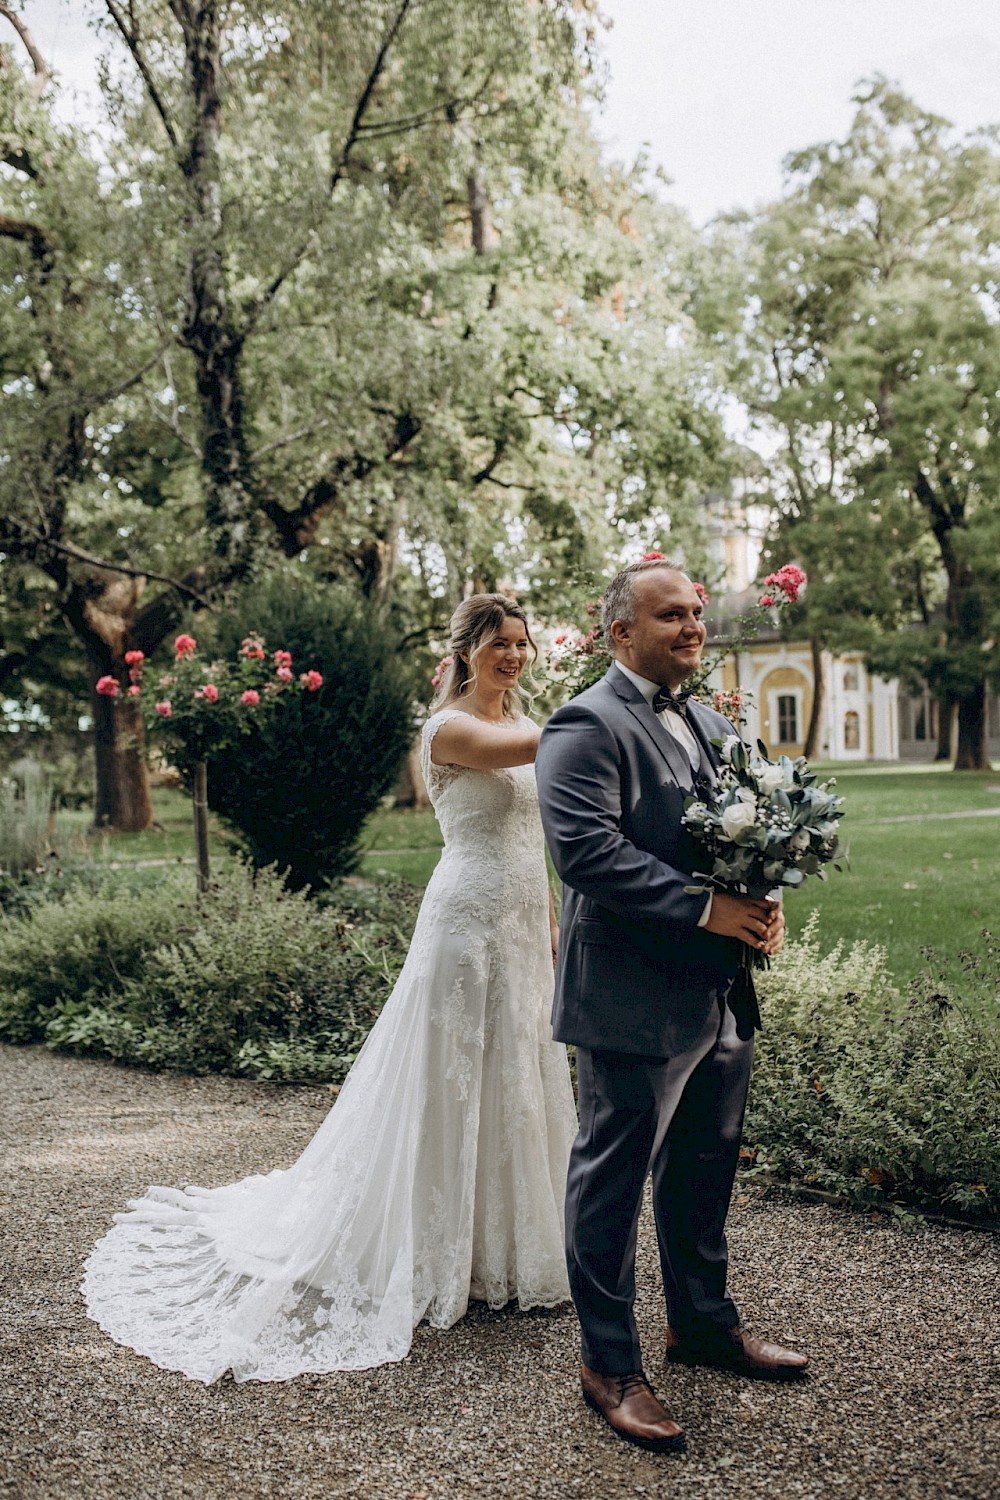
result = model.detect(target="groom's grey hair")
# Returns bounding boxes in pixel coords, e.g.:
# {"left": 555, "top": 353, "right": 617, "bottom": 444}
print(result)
{"left": 602, "top": 557, "right": 686, "bottom": 657}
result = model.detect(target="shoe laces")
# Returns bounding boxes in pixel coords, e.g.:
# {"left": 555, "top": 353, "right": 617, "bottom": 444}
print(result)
{"left": 618, "top": 1371, "right": 652, "bottom": 1400}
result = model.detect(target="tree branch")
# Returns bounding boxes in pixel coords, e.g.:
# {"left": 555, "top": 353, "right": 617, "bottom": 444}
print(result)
{"left": 0, "top": 3, "right": 52, "bottom": 94}
{"left": 260, "top": 413, "right": 421, "bottom": 554}
{"left": 103, "top": 0, "right": 180, "bottom": 154}
{"left": 1, "top": 140, "right": 38, "bottom": 177}
{"left": 86, "top": 335, "right": 178, "bottom": 407}
{"left": 22, "top": 535, "right": 213, "bottom": 608}
{"left": 0, "top": 211, "right": 54, "bottom": 267}
{"left": 249, "top": 418, "right": 332, "bottom": 464}
{"left": 471, "top": 440, "right": 506, "bottom": 485}
{"left": 241, "top": 0, "right": 414, "bottom": 334}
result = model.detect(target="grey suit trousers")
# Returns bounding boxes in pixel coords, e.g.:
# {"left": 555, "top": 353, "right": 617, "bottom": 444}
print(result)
{"left": 565, "top": 994, "right": 754, "bottom": 1375}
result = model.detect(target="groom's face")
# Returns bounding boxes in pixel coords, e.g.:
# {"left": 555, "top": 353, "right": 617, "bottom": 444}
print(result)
{"left": 611, "top": 569, "right": 706, "bottom": 688}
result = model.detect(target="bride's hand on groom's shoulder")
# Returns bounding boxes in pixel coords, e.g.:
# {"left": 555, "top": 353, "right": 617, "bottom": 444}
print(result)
{"left": 703, "top": 892, "right": 784, "bottom": 954}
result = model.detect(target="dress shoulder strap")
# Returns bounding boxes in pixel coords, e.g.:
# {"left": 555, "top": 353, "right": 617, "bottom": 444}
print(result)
{"left": 420, "top": 708, "right": 469, "bottom": 784}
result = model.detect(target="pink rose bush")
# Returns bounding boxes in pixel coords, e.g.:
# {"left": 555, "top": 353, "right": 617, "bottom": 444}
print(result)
{"left": 134, "top": 630, "right": 325, "bottom": 776}
{"left": 430, "top": 654, "right": 454, "bottom": 690}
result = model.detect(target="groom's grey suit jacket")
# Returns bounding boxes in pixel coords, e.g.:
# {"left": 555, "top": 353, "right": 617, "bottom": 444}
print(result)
{"left": 536, "top": 665, "right": 755, "bottom": 1059}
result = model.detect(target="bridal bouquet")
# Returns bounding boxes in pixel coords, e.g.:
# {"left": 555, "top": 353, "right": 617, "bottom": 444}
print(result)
{"left": 682, "top": 737, "right": 846, "bottom": 973}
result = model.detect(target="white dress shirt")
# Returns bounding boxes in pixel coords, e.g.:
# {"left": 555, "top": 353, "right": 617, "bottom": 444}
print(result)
{"left": 613, "top": 660, "right": 713, "bottom": 928}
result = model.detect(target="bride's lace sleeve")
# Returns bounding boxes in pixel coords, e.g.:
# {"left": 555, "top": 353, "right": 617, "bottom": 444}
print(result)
{"left": 419, "top": 708, "right": 468, "bottom": 795}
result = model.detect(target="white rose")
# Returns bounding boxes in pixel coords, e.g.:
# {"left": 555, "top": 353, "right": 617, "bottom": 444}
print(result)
{"left": 759, "top": 763, "right": 792, "bottom": 795}
{"left": 720, "top": 734, "right": 742, "bottom": 764}
{"left": 720, "top": 801, "right": 758, "bottom": 840}
{"left": 736, "top": 787, "right": 756, "bottom": 805}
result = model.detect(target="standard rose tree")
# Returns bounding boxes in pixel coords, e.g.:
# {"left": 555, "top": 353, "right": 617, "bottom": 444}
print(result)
{"left": 125, "top": 632, "right": 323, "bottom": 894}
{"left": 549, "top": 558, "right": 806, "bottom": 700}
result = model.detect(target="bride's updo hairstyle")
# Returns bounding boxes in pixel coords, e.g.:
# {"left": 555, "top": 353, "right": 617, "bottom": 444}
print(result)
{"left": 431, "top": 593, "right": 538, "bottom": 720}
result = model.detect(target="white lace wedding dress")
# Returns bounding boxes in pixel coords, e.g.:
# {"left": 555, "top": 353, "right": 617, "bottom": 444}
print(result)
{"left": 82, "top": 709, "right": 577, "bottom": 1383}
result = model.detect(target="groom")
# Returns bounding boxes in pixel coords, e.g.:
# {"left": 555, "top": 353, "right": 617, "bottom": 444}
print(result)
{"left": 536, "top": 558, "right": 808, "bottom": 1453}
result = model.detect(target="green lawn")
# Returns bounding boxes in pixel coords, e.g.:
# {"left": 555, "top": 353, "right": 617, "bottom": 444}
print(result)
{"left": 78, "top": 766, "right": 1000, "bottom": 987}
{"left": 57, "top": 787, "right": 231, "bottom": 865}
{"left": 784, "top": 764, "right": 1000, "bottom": 988}
{"left": 361, "top": 765, "right": 1000, "bottom": 987}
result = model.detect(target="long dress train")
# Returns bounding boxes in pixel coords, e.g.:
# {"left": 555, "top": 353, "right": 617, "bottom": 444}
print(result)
{"left": 82, "top": 709, "right": 577, "bottom": 1382}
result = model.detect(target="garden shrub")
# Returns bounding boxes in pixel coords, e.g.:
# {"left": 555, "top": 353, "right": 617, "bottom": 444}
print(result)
{"left": 1, "top": 874, "right": 996, "bottom": 1220}
{"left": 0, "top": 872, "right": 188, "bottom": 1042}
{"left": 0, "top": 864, "right": 422, "bottom": 1082}
{"left": 195, "top": 579, "right": 420, "bottom": 890}
{"left": 750, "top": 913, "right": 999, "bottom": 1221}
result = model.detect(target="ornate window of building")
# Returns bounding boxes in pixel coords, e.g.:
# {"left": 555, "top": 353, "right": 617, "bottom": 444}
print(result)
{"left": 776, "top": 693, "right": 798, "bottom": 744}
{"left": 843, "top": 665, "right": 860, "bottom": 692}
{"left": 844, "top": 710, "right": 861, "bottom": 750}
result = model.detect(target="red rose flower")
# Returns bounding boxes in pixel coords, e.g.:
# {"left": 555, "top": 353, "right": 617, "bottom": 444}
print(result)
{"left": 241, "top": 689, "right": 260, "bottom": 707}
{"left": 301, "top": 670, "right": 323, "bottom": 692}
{"left": 96, "top": 675, "right": 119, "bottom": 697}
{"left": 155, "top": 700, "right": 172, "bottom": 717}
{"left": 175, "top": 633, "right": 197, "bottom": 659}
{"left": 202, "top": 683, "right": 219, "bottom": 703}
{"left": 273, "top": 649, "right": 292, "bottom": 670}
{"left": 124, "top": 650, "right": 145, "bottom": 666}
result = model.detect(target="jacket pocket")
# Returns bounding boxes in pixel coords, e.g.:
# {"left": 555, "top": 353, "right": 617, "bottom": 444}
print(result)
{"left": 575, "top": 917, "right": 625, "bottom": 949}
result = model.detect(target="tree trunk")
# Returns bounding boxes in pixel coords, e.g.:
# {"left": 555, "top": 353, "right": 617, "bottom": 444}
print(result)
{"left": 392, "top": 742, "right": 430, "bottom": 809}
{"left": 85, "top": 641, "right": 155, "bottom": 831}
{"left": 954, "top": 682, "right": 990, "bottom": 770}
{"left": 179, "top": 2, "right": 256, "bottom": 572}
{"left": 193, "top": 760, "right": 211, "bottom": 895}
{"left": 934, "top": 692, "right": 955, "bottom": 762}
{"left": 802, "top": 638, "right": 826, "bottom": 759}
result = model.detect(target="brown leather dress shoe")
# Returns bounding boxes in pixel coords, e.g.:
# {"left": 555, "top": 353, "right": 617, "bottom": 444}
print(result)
{"left": 581, "top": 1365, "right": 686, "bottom": 1451}
{"left": 665, "top": 1325, "right": 809, "bottom": 1378}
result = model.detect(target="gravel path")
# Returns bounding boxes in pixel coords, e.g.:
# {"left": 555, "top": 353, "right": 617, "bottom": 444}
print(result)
{"left": 2, "top": 1044, "right": 997, "bottom": 1500}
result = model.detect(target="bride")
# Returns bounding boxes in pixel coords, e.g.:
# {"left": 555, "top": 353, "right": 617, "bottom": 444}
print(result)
{"left": 83, "top": 594, "right": 578, "bottom": 1383}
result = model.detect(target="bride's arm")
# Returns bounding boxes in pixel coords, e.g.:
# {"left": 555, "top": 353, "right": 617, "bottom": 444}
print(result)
{"left": 430, "top": 713, "right": 541, "bottom": 770}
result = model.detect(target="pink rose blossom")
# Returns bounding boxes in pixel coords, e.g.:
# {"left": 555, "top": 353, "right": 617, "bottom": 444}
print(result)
{"left": 301, "top": 670, "right": 323, "bottom": 692}
{"left": 276, "top": 665, "right": 293, "bottom": 682}
{"left": 763, "top": 563, "right": 807, "bottom": 603}
{"left": 202, "top": 683, "right": 219, "bottom": 703}
{"left": 241, "top": 689, "right": 260, "bottom": 707}
{"left": 554, "top": 633, "right": 567, "bottom": 644}
{"left": 174, "top": 633, "right": 197, "bottom": 658}
{"left": 759, "top": 594, "right": 776, "bottom": 608}
{"left": 241, "top": 634, "right": 266, "bottom": 660}
{"left": 155, "top": 700, "right": 172, "bottom": 717}
{"left": 642, "top": 550, "right": 666, "bottom": 560}
{"left": 124, "top": 649, "right": 145, "bottom": 666}
{"left": 128, "top": 684, "right": 142, "bottom": 697}
{"left": 273, "top": 649, "right": 292, "bottom": 669}
{"left": 96, "top": 675, "right": 119, "bottom": 697}
{"left": 692, "top": 581, "right": 710, "bottom": 606}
